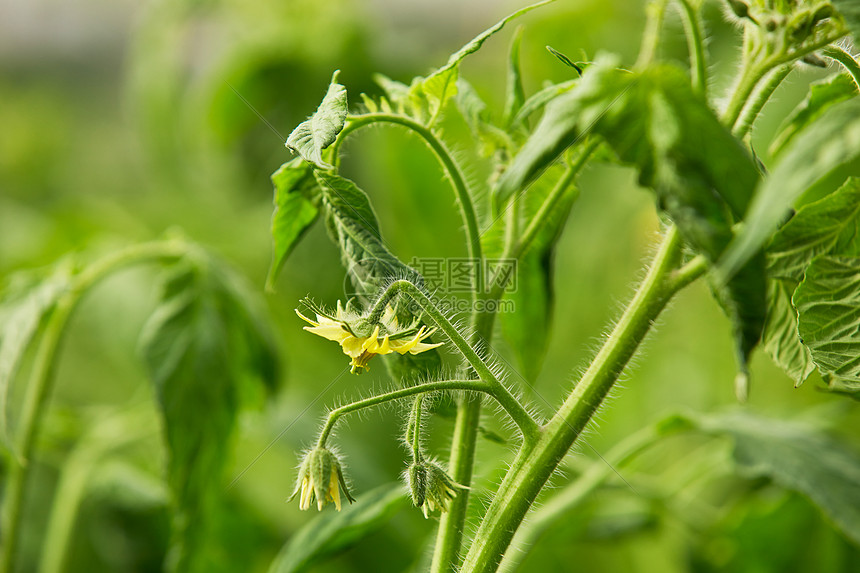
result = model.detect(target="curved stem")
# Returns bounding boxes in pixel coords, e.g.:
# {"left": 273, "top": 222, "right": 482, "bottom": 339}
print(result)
{"left": 0, "top": 241, "right": 186, "bottom": 573}
{"left": 369, "top": 280, "right": 540, "bottom": 441}
{"left": 316, "top": 380, "right": 493, "bottom": 447}
{"left": 460, "top": 225, "right": 708, "bottom": 573}
{"left": 822, "top": 45, "right": 860, "bottom": 90}
{"left": 673, "top": 0, "right": 707, "bottom": 97}
{"left": 733, "top": 64, "right": 793, "bottom": 139}
{"left": 722, "top": 30, "right": 848, "bottom": 127}
{"left": 334, "top": 113, "right": 484, "bottom": 296}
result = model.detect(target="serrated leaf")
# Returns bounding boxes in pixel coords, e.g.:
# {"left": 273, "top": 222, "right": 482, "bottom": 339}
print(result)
{"left": 794, "top": 255, "right": 860, "bottom": 395}
{"left": 696, "top": 411, "right": 860, "bottom": 545}
{"left": 268, "top": 484, "right": 408, "bottom": 573}
{"left": 286, "top": 71, "right": 347, "bottom": 169}
{"left": 833, "top": 0, "right": 860, "bottom": 43}
{"left": 267, "top": 158, "right": 321, "bottom": 289}
{"left": 768, "top": 177, "right": 860, "bottom": 281}
{"left": 0, "top": 265, "right": 72, "bottom": 448}
{"left": 770, "top": 73, "right": 858, "bottom": 157}
{"left": 140, "top": 257, "right": 279, "bottom": 573}
{"left": 719, "top": 98, "right": 860, "bottom": 281}
{"left": 762, "top": 279, "right": 815, "bottom": 384}
{"left": 497, "top": 57, "right": 765, "bottom": 377}
{"left": 763, "top": 179, "right": 860, "bottom": 385}
{"left": 410, "top": 1, "right": 552, "bottom": 124}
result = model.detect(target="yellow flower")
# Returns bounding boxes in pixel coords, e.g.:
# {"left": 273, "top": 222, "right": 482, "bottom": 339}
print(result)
{"left": 296, "top": 300, "right": 443, "bottom": 374}
{"left": 289, "top": 447, "right": 355, "bottom": 511}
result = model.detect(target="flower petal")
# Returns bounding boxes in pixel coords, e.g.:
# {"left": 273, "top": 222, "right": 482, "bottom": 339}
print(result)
{"left": 407, "top": 340, "right": 444, "bottom": 355}
{"left": 304, "top": 323, "right": 351, "bottom": 343}
{"left": 340, "top": 335, "right": 366, "bottom": 358}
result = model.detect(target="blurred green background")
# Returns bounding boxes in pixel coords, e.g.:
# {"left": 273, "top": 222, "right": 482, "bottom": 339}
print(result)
{"left": 2, "top": 0, "right": 859, "bottom": 571}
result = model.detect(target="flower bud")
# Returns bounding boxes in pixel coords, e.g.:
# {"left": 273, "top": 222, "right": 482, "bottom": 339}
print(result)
{"left": 289, "top": 446, "right": 355, "bottom": 511}
{"left": 404, "top": 460, "right": 466, "bottom": 519}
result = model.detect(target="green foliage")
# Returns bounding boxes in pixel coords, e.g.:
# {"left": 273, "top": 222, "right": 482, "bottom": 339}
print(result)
{"left": 497, "top": 56, "right": 766, "bottom": 376}
{"left": 268, "top": 158, "right": 321, "bottom": 289}
{"left": 268, "top": 484, "right": 408, "bottom": 573}
{"left": 794, "top": 256, "right": 860, "bottom": 395}
{"left": 771, "top": 73, "right": 859, "bottom": 156}
{"left": 286, "top": 71, "right": 348, "bottom": 169}
{"left": 696, "top": 411, "right": 860, "bottom": 546}
{"left": 720, "top": 98, "right": 860, "bottom": 280}
{"left": 140, "top": 256, "right": 279, "bottom": 573}
{"left": 0, "top": 264, "right": 72, "bottom": 448}
{"left": 764, "top": 178, "right": 860, "bottom": 387}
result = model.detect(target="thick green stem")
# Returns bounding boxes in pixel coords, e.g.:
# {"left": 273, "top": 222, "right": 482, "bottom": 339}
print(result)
{"left": 499, "top": 422, "right": 666, "bottom": 573}
{"left": 460, "top": 225, "right": 708, "bottom": 573}
{"left": 335, "top": 113, "right": 483, "bottom": 295}
{"left": 733, "top": 64, "right": 793, "bottom": 139}
{"left": 0, "top": 241, "right": 185, "bottom": 573}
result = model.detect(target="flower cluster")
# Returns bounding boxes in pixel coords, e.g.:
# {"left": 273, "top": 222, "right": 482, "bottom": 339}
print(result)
{"left": 296, "top": 300, "right": 442, "bottom": 374}
{"left": 289, "top": 446, "right": 354, "bottom": 511}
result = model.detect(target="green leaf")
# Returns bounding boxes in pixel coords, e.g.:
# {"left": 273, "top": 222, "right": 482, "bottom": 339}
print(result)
{"left": 833, "top": 0, "right": 860, "bottom": 43}
{"left": 268, "top": 483, "right": 408, "bottom": 573}
{"left": 770, "top": 73, "right": 858, "bottom": 157}
{"left": 314, "top": 172, "right": 441, "bottom": 378}
{"left": 140, "top": 256, "right": 279, "bottom": 573}
{"left": 508, "top": 79, "right": 578, "bottom": 131}
{"left": 499, "top": 165, "right": 577, "bottom": 381}
{"left": 0, "top": 264, "right": 72, "bottom": 448}
{"left": 503, "top": 26, "right": 526, "bottom": 127}
{"left": 455, "top": 79, "right": 512, "bottom": 157}
{"left": 696, "top": 411, "right": 860, "bottom": 545}
{"left": 497, "top": 57, "right": 765, "bottom": 377}
{"left": 762, "top": 279, "right": 814, "bottom": 385}
{"left": 267, "top": 158, "right": 321, "bottom": 289}
{"left": 409, "top": 1, "right": 552, "bottom": 124}
{"left": 285, "top": 71, "right": 347, "bottom": 169}
{"left": 794, "top": 255, "right": 860, "bottom": 395}
{"left": 719, "top": 98, "right": 860, "bottom": 281}
{"left": 763, "top": 179, "right": 860, "bottom": 385}
{"left": 768, "top": 178, "right": 860, "bottom": 281}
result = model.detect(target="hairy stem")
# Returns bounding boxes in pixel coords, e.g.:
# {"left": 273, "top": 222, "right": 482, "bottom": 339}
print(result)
{"left": 460, "top": 225, "right": 708, "bottom": 572}
{"left": 0, "top": 241, "right": 186, "bottom": 573}
{"left": 674, "top": 0, "right": 707, "bottom": 96}
{"left": 315, "top": 379, "right": 524, "bottom": 447}
{"left": 722, "top": 29, "right": 848, "bottom": 127}
{"left": 335, "top": 113, "right": 483, "bottom": 295}
{"left": 733, "top": 64, "right": 793, "bottom": 139}
{"left": 499, "top": 421, "right": 670, "bottom": 572}
{"left": 822, "top": 45, "right": 860, "bottom": 90}
{"left": 370, "top": 280, "right": 539, "bottom": 441}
